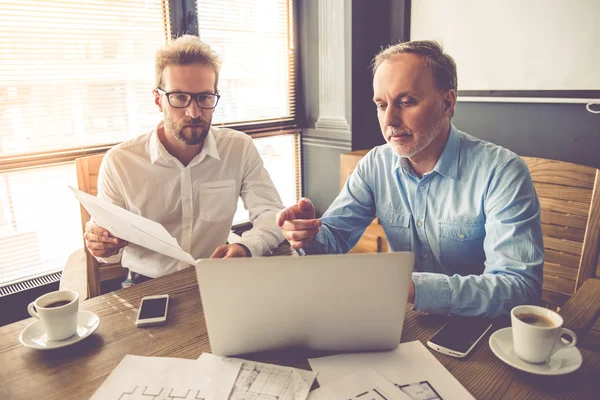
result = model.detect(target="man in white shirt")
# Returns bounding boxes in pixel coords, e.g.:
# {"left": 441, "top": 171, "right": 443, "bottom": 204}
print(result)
{"left": 83, "top": 35, "right": 284, "bottom": 279}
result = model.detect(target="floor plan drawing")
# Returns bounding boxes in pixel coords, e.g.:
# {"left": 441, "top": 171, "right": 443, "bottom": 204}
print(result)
{"left": 397, "top": 381, "right": 442, "bottom": 400}
{"left": 90, "top": 354, "right": 241, "bottom": 400}
{"left": 226, "top": 361, "right": 317, "bottom": 400}
{"left": 119, "top": 385, "right": 206, "bottom": 399}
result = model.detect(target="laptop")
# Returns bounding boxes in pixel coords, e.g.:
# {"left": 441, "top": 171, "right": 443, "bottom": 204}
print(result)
{"left": 195, "top": 252, "right": 414, "bottom": 356}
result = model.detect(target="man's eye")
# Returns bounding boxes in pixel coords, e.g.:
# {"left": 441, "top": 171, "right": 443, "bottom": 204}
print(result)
{"left": 172, "top": 94, "right": 189, "bottom": 101}
{"left": 375, "top": 104, "right": 387, "bottom": 110}
{"left": 400, "top": 100, "right": 415, "bottom": 106}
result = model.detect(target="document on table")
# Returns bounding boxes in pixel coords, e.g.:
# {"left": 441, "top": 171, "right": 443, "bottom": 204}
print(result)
{"left": 317, "top": 368, "right": 411, "bottom": 399}
{"left": 90, "top": 354, "right": 241, "bottom": 400}
{"left": 70, "top": 186, "right": 198, "bottom": 265}
{"left": 308, "top": 341, "right": 474, "bottom": 400}
{"left": 199, "top": 353, "right": 317, "bottom": 400}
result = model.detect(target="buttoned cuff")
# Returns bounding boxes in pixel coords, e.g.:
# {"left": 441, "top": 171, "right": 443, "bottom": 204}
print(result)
{"left": 238, "top": 239, "right": 264, "bottom": 257}
{"left": 236, "top": 243, "right": 252, "bottom": 257}
{"left": 412, "top": 272, "right": 452, "bottom": 315}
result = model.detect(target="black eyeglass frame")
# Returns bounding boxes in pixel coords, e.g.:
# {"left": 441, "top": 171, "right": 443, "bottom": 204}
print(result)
{"left": 156, "top": 88, "right": 221, "bottom": 109}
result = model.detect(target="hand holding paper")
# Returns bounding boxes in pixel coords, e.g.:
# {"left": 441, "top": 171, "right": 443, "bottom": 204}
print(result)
{"left": 70, "top": 186, "right": 197, "bottom": 265}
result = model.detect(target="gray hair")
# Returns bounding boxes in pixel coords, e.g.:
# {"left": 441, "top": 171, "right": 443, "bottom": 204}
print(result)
{"left": 155, "top": 35, "right": 222, "bottom": 91}
{"left": 372, "top": 40, "right": 457, "bottom": 95}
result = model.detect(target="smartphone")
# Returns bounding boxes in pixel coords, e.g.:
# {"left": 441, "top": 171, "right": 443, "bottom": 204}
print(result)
{"left": 135, "top": 294, "right": 169, "bottom": 327}
{"left": 427, "top": 317, "right": 492, "bottom": 358}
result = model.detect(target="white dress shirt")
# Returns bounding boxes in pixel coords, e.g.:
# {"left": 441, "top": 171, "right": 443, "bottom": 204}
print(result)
{"left": 95, "top": 122, "right": 284, "bottom": 277}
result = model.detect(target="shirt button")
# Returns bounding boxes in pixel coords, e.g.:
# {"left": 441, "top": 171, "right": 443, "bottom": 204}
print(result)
{"left": 423, "top": 253, "right": 429, "bottom": 259}
{"left": 417, "top": 220, "right": 423, "bottom": 227}
{"left": 419, "top": 186, "right": 425, "bottom": 192}
{"left": 388, "top": 218, "right": 393, "bottom": 223}
{"left": 458, "top": 233, "right": 465, "bottom": 239}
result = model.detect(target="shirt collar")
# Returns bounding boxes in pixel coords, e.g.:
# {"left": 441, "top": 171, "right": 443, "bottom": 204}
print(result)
{"left": 393, "top": 124, "right": 459, "bottom": 180}
{"left": 149, "top": 121, "right": 168, "bottom": 164}
{"left": 149, "top": 122, "right": 221, "bottom": 164}
{"left": 432, "top": 124, "right": 459, "bottom": 180}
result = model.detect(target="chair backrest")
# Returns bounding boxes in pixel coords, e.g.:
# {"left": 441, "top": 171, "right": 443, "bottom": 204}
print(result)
{"left": 76, "top": 154, "right": 128, "bottom": 298}
{"left": 522, "top": 157, "right": 600, "bottom": 308}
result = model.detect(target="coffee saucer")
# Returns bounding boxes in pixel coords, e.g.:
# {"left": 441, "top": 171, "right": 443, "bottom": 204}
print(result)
{"left": 19, "top": 310, "right": 100, "bottom": 350}
{"left": 489, "top": 327, "right": 582, "bottom": 375}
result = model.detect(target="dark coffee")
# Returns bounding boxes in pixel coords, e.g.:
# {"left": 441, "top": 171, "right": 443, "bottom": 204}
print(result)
{"left": 44, "top": 300, "right": 71, "bottom": 308}
{"left": 516, "top": 313, "right": 556, "bottom": 327}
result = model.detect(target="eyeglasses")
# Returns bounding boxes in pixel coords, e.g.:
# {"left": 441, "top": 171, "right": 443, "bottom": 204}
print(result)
{"left": 156, "top": 88, "right": 221, "bottom": 109}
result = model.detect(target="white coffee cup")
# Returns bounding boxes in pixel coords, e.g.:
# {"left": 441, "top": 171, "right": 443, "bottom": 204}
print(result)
{"left": 511, "top": 305, "right": 577, "bottom": 364}
{"left": 27, "top": 290, "right": 79, "bottom": 341}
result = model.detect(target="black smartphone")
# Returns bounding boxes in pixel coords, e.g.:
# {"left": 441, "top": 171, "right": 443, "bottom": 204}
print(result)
{"left": 427, "top": 317, "right": 492, "bottom": 358}
{"left": 135, "top": 294, "right": 169, "bottom": 327}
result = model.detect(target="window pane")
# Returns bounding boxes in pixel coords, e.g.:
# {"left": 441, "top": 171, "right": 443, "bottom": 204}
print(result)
{"left": 0, "top": 0, "right": 167, "bottom": 157}
{"left": 0, "top": 164, "right": 81, "bottom": 286}
{"left": 197, "top": 0, "right": 293, "bottom": 124}
{"left": 233, "top": 134, "right": 299, "bottom": 225}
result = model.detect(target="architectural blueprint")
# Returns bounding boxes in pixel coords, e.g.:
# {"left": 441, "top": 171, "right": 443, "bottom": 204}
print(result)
{"left": 317, "top": 368, "right": 411, "bottom": 400}
{"left": 199, "top": 354, "right": 317, "bottom": 400}
{"left": 308, "top": 341, "right": 473, "bottom": 400}
{"left": 90, "top": 354, "right": 241, "bottom": 400}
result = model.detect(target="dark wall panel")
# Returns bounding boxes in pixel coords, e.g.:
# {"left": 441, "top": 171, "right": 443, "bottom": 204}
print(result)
{"left": 453, "top": 102, "right": 600, "bottom": 169}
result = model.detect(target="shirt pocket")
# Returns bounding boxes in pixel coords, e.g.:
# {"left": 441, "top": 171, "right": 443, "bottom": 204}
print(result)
{"left": 198, "top": 180, "right": 237, "bottom": 222}
{"left": 377, "top": 208, "right": 412, "bottom": 252}
{"left": 438, "top": 222, "right": 486, "bottom": 274}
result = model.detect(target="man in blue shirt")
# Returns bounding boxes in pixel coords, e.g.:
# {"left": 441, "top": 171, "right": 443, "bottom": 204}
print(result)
{"left": 277, "top": 40, "right": 543, "bottom": 318}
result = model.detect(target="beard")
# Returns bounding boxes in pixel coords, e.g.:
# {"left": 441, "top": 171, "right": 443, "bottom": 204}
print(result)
{"left": 385, "top": 103, "right": 445, "bottom": 158}
{"left": 164, "top": 114, "right": 211, "bottom": 146}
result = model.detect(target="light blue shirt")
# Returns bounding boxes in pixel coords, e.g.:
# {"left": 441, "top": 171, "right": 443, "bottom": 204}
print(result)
{"left": 306, "top": 126, "right": 544, "bottom": 318}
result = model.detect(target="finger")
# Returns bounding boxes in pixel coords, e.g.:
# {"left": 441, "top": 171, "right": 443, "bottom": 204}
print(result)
{"left": 276, "top": 207, "right": 296, "bottom": 227}
{"left": 85, "top": 240, "right": 127, "bottom": 251}
{"left": 288, "top": 228, "right": 319, "bottom": 243}
{"left": 210, "top": 246, "right": 228, "bottom": 259}
{"left": 298, "top": 197, "right": 315, "bottom": 213}
{"left": 281, "top": 219, "right": 321, "bottom": 231}
{"left": 288, "top": 239, "right": 312, "bottom": 250}
{"left": 84, "top": 231, "right": 126, "bottom": 245}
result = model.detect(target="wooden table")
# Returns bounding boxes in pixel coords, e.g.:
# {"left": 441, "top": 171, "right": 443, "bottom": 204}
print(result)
{"left": 1, "top": 269, "right": 599, "bottom": 400}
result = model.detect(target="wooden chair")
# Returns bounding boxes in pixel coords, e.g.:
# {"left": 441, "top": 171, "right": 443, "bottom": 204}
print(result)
{"left": 522, "top": 157, "right": 600, "bottom": 308}
{"left": 61, "top": 154, "right": 128, "bottom": 299}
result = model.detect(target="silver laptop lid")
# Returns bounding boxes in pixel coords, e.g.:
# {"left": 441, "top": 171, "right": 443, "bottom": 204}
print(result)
{"left": 195, "top": 252, "right": 414, "bottom": 356}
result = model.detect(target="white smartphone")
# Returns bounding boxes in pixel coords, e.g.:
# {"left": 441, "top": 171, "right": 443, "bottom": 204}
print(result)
{"left": 427, "top": 317, "right": 492, "bottom": 358}
{"left": 135, "top": 294, "right": 169, "bottom": 327}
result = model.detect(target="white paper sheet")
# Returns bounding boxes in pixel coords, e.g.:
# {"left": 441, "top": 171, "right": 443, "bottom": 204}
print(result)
{"left": 200, "top": 353, "right": 317, "bottom": 400}
{"left": 320, "top": 368, "right": 411, "bottom": 399}
{"left": 308, "top": 341, "right": 474, "bottom": 400}
{"left": 90, "top": 354, "right": 242, "bottom": 400}
{"left": 70, "top": 186, "right": 198, "bottom": 265}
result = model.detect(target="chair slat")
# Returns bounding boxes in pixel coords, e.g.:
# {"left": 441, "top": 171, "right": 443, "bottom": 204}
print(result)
{"left": 542, "top": 273, "right": 576, "bottom": 296}
{"left": 544, "top": 249, "right": 581, "bottom": 269}
{"left": 538, "top": 198, "right": 591, "bottom": 217}
{"left": 543, "top": 261, "right": 578, "bottom": 281}
{"left": 533, "top": 182, "right": 593, "bottom": 203}
{"left": 544, "top": 236, "right": 583, "bottom": 256}
{"left": 541, "top": 223, "right": 585, "bottom": 242}
{"left": 541, "top": 210, "right": 588, "bottom": 230}
{"left": 522, "top": 157, "right": 596, "bottom": 189}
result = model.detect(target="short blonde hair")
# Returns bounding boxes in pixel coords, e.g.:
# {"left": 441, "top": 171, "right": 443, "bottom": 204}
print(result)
{"left": 155, "top": 35, "right": 222, "bottom": 91}
{"left": 372, "top": 40, "right": 457, "bottom": 94}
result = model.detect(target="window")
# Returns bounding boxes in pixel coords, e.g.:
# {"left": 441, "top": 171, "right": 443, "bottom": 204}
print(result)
{"left": 0, "top": 0, "right": 299, "bottom": 287}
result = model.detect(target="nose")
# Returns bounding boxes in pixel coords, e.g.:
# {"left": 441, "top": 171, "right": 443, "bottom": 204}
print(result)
{"left": 382, "top": 104, "right": 401, "bottom": 128}
{"left": 185, "top": 98, "right": 202, "bottom": 119}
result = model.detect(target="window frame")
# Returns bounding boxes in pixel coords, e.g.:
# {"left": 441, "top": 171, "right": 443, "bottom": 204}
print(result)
{"left": 0, "top": 0, "right": 300, "bottom": 174}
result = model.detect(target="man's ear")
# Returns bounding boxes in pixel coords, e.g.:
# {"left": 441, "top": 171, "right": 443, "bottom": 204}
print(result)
{"left": 443, "top": 89, "right": 456, "bottom": 115}
{"left": 152, "top": 89, "right": 163, "bottom": 112}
